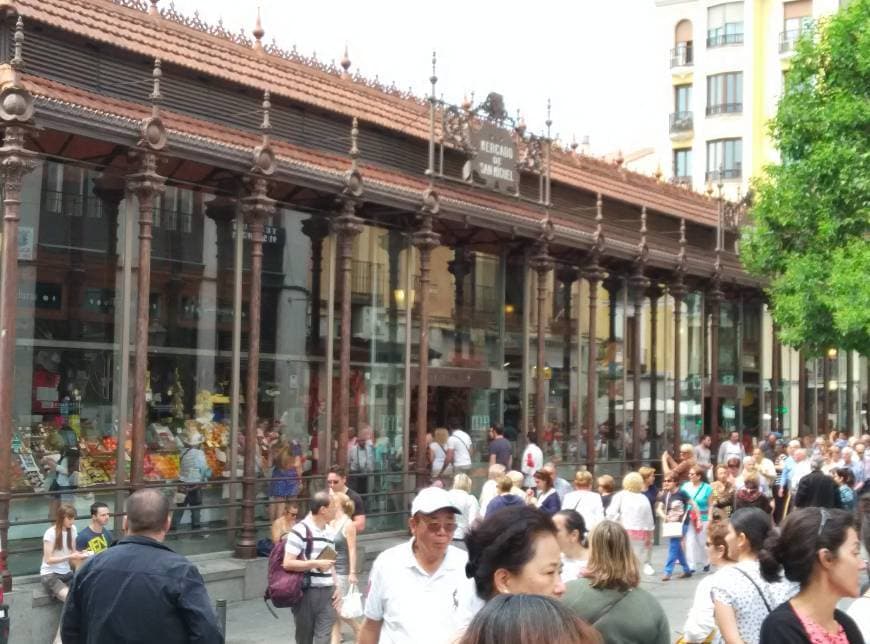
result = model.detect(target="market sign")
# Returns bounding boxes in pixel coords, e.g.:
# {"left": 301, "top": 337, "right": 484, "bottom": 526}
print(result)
{"left": 470, "top": 123, "right": 517, "bottom": 194}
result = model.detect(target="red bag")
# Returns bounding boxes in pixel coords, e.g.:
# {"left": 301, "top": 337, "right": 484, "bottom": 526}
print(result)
{"left": 526, "top": 452, "right": 534, "bottom": 468}
{"left": 264, "top": 523, "right": 312, "bottom": 612}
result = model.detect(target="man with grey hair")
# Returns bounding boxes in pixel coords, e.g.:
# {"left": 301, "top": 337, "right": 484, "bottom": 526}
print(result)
{"left": 794, "top": 453, "right": 843, "bottom": 509}
{"left": 61, "top": 488, "right": 222, "bottom": 643}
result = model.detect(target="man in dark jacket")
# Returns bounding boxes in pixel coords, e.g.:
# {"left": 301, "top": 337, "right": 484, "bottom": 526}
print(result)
{"left": 794, "top": 455, "right": 843, "bottom": 509}
{"left": 61, "top": 488, "right": 222, "bottom": 643}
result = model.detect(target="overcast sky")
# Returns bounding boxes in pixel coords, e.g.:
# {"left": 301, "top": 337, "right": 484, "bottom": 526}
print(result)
{"left": 169, "top": 0, "right": 659, "bottom": 155}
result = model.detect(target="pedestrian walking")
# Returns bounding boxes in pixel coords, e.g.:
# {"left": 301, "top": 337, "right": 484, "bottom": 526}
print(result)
{"left": 562, "top": 470, "right": 605, "bottom": 531}
{"left": 326, "top": 466, "right": 366, "bottom": 532}
{"left": 529, "top": 469, "right": 561, "bottom": 515}
{"left": 734, "top": 473, "right": 774, "bottom": 515}
{"left": 663, "top": 443, "right": 697, "bottom": 484}
{"left": 170, "top": 426, "right": 210, "bottom": 534}
{"left": 679, "top": 521, "right": 736, "bottom": 644}
{"left": 606, "top": 472, "right": 655, "bottom": 576}
{"left": 553, "top": 510, "right": 589, "bottom": 583}
{"left": 487, "top": 425, "right": 512, "bottom": 470}
{"left": 759, "top": 508, "right": 864, "bottom": 644}
{"left": 711, "top": 507, "right": 798, "bottom": 644}
{"left": 285, "top": 490, "right": 341, "bottom": 644}
{"left": 448, "top": 425, "right": 474, "bottom": 474}
{"left": 464, "top": 505, "right": 565, "bottom": 600}
{"left": 358, "top": 487, "right": 478, "bottom": 644}
{"left": 60, "top": 488, "right": 222, "bottom": 644}
{"left": 42, "top": 503, "right": 87, "bottom": 644}
{"left": 680, "top": 465, "right": 713, "bottom": 573}
{"left": 520, "top": 432, "right": 544, "bottom": 489}
{"left": 75, "top": 502, "right": 113, "bottom": 554}
{"left": 562, "top": 520, "right": 671, "bottom": 644}
{"left": 448, "top": 472, "right": 480, "bottom": 543}
{"left": 329, "top": 492, "right": 359, "bottom": 644}
{"left": 458, "top": 594, "right": 602, "bottom": 644}
{"left": 270, "top": 499, "right": 299, "bottom": 544}
{"left": 484, "top": 475, "right": 526, "bottom": 516}
{"left": 268, "top": 440, "right": 301, "bottom": 522}
{"left": 639, "top": 466, "right": 659, "bottom": 511}
{"left": 429, "top": 427, "right": 454, "bottom": 485}
{"left": 597, "top": 475, "right": 615, "bottom": 511}
{"left": 657, "top": 474, "right": 693, "bottom": 581}
{"left": 834, "top": 467, "right": 856, "bottom": 510}
{"left": 542, "top": 462, "right": 572, "bottom": 501}
{"left": 718, "top": 431, "right": 746, "bottom": 467}
{"left": 695, "top": 435, "right": 714, "bottom": 479}
{"left": 794, "top": 455, "right": 843, "bottom": 509}
{"left": 477, "top": 464, "right": 505, "bottom": 518}
{"left": 710, "top": 464, "right": 736, "bottom": 521}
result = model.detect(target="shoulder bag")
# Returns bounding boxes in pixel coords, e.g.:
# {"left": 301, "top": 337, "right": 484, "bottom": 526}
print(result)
{"left": 734, "top": 567, "right": 772, "bottom": 613}
{"left": 662, "top": 492, "right": 689, "bottom": 538}
{"left": 587, "top": 589, "right": 631, "bottom": 626}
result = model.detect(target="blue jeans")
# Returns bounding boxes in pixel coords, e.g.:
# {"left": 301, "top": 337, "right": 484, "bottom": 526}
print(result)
{"left": 664, "top": 525, "right": 692, "bottom": 576}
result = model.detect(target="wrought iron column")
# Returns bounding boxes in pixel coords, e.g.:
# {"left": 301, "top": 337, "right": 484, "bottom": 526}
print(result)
{"left": 583, "top": 196, "right": 606, "bottom": 473}
{"left": 648, "top": 286, "right": 661, "bottom": 453}
{"left": 235, "top": 91, "right": 277, "bottom": 559}
{"left": 557, "top": 268, "right": 578, "bottom": 443}
{"left": 798, "top": 349, "right": 807, "bottom": 435}
{"left": 413, "top": 194, "right": 440, "bottom": 485}
{"left": 670, "top": 221, "right": 688, "bottom": 455}
{"left": 629, "top": 208, "right": 649, "bottom": 464}
{"left": 0, "top": 17, "right": 35, "bottom": 590}
{"left": 529, "top": 219, "right": 554, "bottom": 438}
{"left": 708, "top": 288, "right": 724, "bottom": 451}
{"left": 127, "top": 60, "right": 168, "bottom": 488}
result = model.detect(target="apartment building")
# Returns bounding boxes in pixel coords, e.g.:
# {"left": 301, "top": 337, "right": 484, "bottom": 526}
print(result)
{"left": 655, "top": 0, "right": 841, "bottom": 200}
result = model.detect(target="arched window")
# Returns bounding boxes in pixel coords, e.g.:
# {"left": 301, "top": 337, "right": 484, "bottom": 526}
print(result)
{"left": 672, "top": 20, "right": 694, "bottom": 66}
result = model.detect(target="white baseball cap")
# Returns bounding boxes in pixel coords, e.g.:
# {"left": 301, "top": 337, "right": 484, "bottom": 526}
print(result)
{"left": 411, "top": 487, "right": 460, "bottom": 516}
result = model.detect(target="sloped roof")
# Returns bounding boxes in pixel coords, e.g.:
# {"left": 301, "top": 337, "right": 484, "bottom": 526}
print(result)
{"left": 16, "top": 0, "right": 718, "bottom": 225}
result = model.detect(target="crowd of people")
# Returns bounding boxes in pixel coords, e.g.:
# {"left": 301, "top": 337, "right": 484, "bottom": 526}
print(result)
{"left": 37, "top": 427, "right": 870, "bottom": 643}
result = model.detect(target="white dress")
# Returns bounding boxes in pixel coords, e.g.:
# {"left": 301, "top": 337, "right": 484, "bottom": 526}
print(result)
{"left": 561, "top": 490, "right": 604, "bottom": 530}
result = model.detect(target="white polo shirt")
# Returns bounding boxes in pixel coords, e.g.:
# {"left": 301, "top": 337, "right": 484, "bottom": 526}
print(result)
{"left": 364, "top": 539, "right": 481, "bottom": 644}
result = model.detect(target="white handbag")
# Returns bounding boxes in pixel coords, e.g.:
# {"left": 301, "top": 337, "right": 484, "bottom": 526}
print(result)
{"left": 662, "top": 521, "right": 684, "bottom": 538}
{"left": 339, "top": 583, "right": 363, "bottom": 619}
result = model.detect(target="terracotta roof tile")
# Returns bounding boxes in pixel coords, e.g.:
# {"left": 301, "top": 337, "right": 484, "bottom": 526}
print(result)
{"left": 19, "top": 0, "right": 721, "bottom": 226}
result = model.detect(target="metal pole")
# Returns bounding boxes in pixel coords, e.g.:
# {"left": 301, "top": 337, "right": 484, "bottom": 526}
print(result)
{"left": 585, "top": 277, "right": 600, "bottom": 473}
{"left": 709, "top": 291, "right": 723, "bottom": 453}
{"left": 771, "top": 326, "right": 780, "bottom": 434}
{"left": 235, "top": 178, "right": 274, "bottom": 559}
{"left": 324, "top": 235, "right": 336, "bottom": 471}
{"left": 0, "top": 124, "right": 36, "bottom": 592}
{"left": 127, "top": 153, "right": 165, "bottom": 489}
{"left": 672, "top": 293, "right": 684, "bottom": 455}
{"left": 227, "top": 205, "right": 243, "bottom": 543}
{"left": 414, "top": 241, "right": 434, "bottom": 485}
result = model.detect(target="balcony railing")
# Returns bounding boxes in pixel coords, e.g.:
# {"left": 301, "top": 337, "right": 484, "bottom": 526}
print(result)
{"left": 706, "top": 102, "right": 742, "bottom": 116}
{"left": 705, "top": 167, "right": 742, "bottom": 181}
{"left": 669, "top": 111, "right": 694, "bottom": 133}
{"left": 706, "top": 31, "right": 744, "bottom": 48}
{"left": 670, "top": 43, "right": 693, "bottom": 68}
{"left": 671, "top": 175, "right": 693, "bottom": 187}
{"left": 779, "top": 28, "right": 805, "bottom": 53}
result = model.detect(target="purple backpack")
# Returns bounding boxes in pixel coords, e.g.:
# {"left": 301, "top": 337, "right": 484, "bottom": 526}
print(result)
{"left": 265, "top": 523, "right": 312, "bottom": 613}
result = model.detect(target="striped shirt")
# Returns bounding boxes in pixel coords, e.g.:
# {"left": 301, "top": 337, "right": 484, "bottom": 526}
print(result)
{"left": 284, "top": 515, "right": 335, "bottom": 588}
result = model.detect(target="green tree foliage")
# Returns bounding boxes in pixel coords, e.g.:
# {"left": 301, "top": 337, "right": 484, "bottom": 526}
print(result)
{"left": 741, "top": 0, "right": 870, "bottom": 356}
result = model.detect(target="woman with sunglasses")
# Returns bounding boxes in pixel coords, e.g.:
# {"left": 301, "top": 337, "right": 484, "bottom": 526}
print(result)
{"left": 657, "top": 474, "right": 693, "bottom": 581}
{"left": 758, "top": 507, "right": 865, "bottom": 643}
{"left": 711, "top": 508, "right": 798, "bottom": 644}
{"left": 681, "top": 465, "right": 714, "bottom": 573}
{"left": 681, "top": 521, "right": 736, "bottom": 644}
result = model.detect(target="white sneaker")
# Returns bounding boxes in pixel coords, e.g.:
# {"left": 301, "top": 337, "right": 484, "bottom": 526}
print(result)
{"left": 643, "top": 564, "right": 655, "bottom": 576}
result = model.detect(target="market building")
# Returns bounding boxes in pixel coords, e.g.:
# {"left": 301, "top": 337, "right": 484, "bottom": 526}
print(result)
{"left": 0, "top": 0, "right": 864, "bottom": 585}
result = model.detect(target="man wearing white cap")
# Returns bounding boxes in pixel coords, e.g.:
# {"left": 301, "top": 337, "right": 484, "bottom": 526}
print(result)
{"left": 358, "top": 487, "right": 480, "bottom": 644}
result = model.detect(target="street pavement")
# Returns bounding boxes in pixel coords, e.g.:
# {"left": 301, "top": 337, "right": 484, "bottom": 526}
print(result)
{"left": 224, "top": 541, "right": 704, "bottom": 643}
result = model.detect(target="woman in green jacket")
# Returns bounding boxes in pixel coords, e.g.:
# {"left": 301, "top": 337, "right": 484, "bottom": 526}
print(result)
{"left": 562, "top": 520, "right": 671, "bottom": 644}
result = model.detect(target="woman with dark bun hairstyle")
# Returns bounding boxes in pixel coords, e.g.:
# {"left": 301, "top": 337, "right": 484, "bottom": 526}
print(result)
{"left": 711, "top": 507, "right": 798, "bottom": 644}
{"left": 458, "top": 594, "right": 601, "bottom": 644}
{"left": 463, "top": 505, "right": 565, "bottom": 600}
{"left": 758, "top": 507, "right": 865, "bottom": 644}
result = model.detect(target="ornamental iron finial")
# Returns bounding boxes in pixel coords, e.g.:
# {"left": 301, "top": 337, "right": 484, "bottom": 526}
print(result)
{"left": 637, "top": 206, "right": 648, "bottom": 264}
{"left": 138, "top": 58, "right": 167, "bottom": 151}
{"left": 593, "top": 192, "right": 605, "bottom": 252}
{"left": 545, "top": 97, "right": 552, "bottom": 140}
{"left": 677, "top": 218, "right": 687, "bottom": 273}
{"left": 430, "top": 50, "right": 438, "bottom": 95}
{"left": 341, "top": 117, "right": 363, "bottom": 199}
{"left": 252, "top": 7, "right": 264, "bottom": 51}
{"left": 340, "top": 43, "right": 351, "bottom": 79}
{"left": 148, "top": 0, "right": 159, "bottom": 16}
{"left": 11, "top": 16, "right": 24, "bottom": 72}
{"left": 251, "top": 89, "right": 276, "bottom": 175}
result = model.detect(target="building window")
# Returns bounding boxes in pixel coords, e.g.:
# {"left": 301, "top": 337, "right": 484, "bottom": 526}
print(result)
{"left": 671, "top": 85, "right": 694, "bottom": 133}
{"left": 671, "top": 19, "right": 694, "bottom": 67}
{"left": 706, "top": 72, "right": 743, "bottom": 115}
{"left": 706, "top": 138, "right": 742, "bottom": 180}
{"left": 673, "top": 149, "right": 692, "bottom": 183}
{"left": 781, "top": 0, "right": 813, "bottom": 52}
{"left": 707, "top": 2, "right": 744, "bottom": 47}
